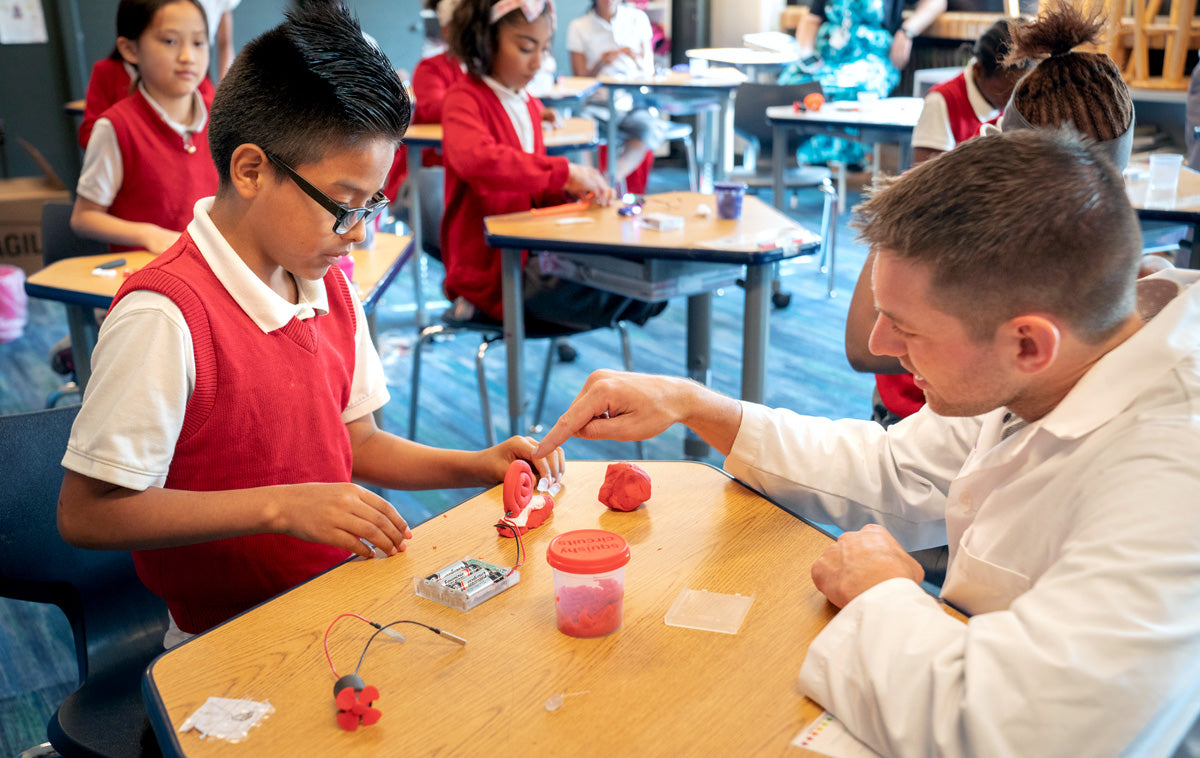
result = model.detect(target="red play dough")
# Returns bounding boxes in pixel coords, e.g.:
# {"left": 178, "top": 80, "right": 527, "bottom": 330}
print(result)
{"left": 554, "top": 577, "right": 623, "bottom": 637}
{"left": 498, "top": 459, "right": 554, "bottom": 536}
{"left": 598, "top": 462, "right": 652, "bottom": 511}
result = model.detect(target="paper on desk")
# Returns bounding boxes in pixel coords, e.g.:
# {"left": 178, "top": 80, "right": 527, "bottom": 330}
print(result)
{"left": 696, "top": 225, "right": 820, "bottom": 253}
{"left": 792, "top": 710, "right": 881, "bottom": 758}
{"left": 179, "top": 696, "right": 274, "bottom": 742}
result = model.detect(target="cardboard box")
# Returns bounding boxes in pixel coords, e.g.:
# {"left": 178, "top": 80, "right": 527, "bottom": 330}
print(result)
{"left": 0, "top": 139, "right": 70, "bottom": 276}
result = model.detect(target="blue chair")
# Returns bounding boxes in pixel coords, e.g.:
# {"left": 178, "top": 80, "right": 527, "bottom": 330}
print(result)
{"left": 0, "top": 406, "right": 169, "bottom": 757}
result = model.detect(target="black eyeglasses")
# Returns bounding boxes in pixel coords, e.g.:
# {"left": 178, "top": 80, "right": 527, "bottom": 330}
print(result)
{"left": 265, "top": 152, "right": 389, "bottom": 235}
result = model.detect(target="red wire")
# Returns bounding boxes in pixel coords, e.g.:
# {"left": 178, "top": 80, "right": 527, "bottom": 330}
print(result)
{"left": 500, "top": 518, "right": 526, "bottom": 577}
{"left": 323, "top": 612, "right": 374, "bottom": 677}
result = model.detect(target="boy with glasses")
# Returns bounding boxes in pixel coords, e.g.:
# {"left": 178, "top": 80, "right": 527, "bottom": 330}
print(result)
{"left": 57, "top": 3, "right": 565, "bottom": 646}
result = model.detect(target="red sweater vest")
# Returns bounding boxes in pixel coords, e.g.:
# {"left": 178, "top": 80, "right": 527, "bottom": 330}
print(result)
{"left": 79, "top": 57, "right": 215, "bottom": 148}
{"left": 105, "top": 90, "right": 219, "bottom": 253}
{"left": 113, "top": 234, "right": 357, "bottom": 633}
{"left": 928, "top": 73, "right": 1000, "bottom": 146}
{"left": 442, "top": 75, "right": 570, "bottom": 320}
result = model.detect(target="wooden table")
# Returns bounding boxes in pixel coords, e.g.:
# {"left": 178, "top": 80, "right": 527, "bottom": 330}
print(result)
{"left": 23, "top": 233, "right": 413, "bottom": 389}
{"left": 1125, "top": 162, "right": 1200, "bottom": 268}
{"left": 400, "top": 118, "right": 600, "bottom": 329}
{"left": 598, "top": 68, "right": 747, "bottom": 191}
{"left": 143, "top": 460, "right": 838, "bottom": 757}
{"left": 484, "top": 191, "right": 819, "bottom": 455}
{"left": 766, "top": 97, "right": 924, "bottom": 209}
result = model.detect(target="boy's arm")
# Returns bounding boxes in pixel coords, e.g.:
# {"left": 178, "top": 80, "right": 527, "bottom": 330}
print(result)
{"left": 58, "top": 470, "right": 411, "bottom": 558}
{"left": 70, "top": 196, "right": 182, "bottom": 254}
{"left": 345, "top": 414, "right": 566, "bottom": 491}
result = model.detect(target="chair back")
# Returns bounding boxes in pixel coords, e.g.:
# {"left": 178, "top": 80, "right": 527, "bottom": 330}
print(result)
{"left": 41, "top": 200, "right": 106, "bottom": 267}
{"left": 0, "top": 406, "right": 167, "bottom": 685}
{"left": 733, "top": 82, "right": 823, "bottom": 167}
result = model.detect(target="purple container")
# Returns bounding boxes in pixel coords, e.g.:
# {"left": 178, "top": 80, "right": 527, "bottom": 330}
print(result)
{"left": 714, "top": 181, "right": 748, "bottom": 220}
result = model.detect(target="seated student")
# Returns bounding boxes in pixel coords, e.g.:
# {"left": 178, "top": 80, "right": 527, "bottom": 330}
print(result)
{"left": 566, "top": 0, "right": 661, "bottom": 192}
{"left": 845, "top": 19, "right": 1028, "bottom": 426}
{"left": 533, "top": 129, "right": 1200, "bottom": 756}
{"left": 846, "top": 5, "right": 1142, "bottom": 426}
{"left": 57, "top": 3, "right": 565, "bottom": 645}
{"left": 910, "top": 18, "right": 1029, "bottom": 165}
{"left": 439, "top": 0, "right": 664, "bottom": 331}
{"left": 72, "top": 0, "right": 219, "bottom": 254}
{"left": 78, "top": 0, "right": 216, "bottom": 148}
{"left": 412, "top": 0, "right": 468, "bottom": 168}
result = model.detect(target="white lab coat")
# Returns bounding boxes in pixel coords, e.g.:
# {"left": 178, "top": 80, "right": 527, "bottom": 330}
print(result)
{"left": 726, "top": 271, "right": 1200, "bottom": 757}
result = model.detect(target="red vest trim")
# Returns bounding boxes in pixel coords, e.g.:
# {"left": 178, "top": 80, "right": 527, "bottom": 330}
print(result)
{"left": 929, "top": 73, "right": 1000, "bottom": 146}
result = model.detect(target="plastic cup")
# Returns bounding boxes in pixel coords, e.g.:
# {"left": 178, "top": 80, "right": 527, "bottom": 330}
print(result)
{"left": 546, "top": 529, "right": 630, "bottom": 638}
{"left": 713, "top": 181, "right": 748, "bottom": 220}
{"left": 688, "top": 57, "right": 708, "bottom": 77}
{"left": 1149, "top": 153, "right": 1183, "bottom": 192}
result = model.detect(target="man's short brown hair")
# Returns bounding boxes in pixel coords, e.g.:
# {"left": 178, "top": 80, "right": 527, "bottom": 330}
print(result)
{"left": 854, "top": 129, "right": 1140, "bottom": 343}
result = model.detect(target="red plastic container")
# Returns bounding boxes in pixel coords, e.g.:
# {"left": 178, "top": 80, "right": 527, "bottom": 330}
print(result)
{"left": 546, "top": 529, "right": 631, "bottom": 638}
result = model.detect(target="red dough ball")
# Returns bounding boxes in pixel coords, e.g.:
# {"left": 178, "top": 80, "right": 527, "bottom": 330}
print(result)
{"left": 598, "top": 462, "right": 652, "bottom": 511}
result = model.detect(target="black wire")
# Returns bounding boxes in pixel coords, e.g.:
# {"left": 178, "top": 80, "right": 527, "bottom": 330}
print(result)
{"left": 494, "top": 521, "right": 525, "bottom": 572}
{"left": 353, "top": 620, "right": 441, "bottom": 676}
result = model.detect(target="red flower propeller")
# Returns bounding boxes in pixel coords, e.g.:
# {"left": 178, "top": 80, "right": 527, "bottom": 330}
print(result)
{"left": 336, "top": 685, "right": 381, "bottom": 731}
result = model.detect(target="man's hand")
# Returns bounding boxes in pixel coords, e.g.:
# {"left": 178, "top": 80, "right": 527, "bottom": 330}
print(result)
{"left": 811, "top": 524, "right": 924, "bottom": 608}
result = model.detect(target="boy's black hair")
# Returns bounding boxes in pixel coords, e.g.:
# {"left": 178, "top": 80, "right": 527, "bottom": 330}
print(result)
{"left": 207, "top": 2, "right": 410, "bottom": 185}
{"left": 108, "top": 0, "right": 208, "bottom": 61}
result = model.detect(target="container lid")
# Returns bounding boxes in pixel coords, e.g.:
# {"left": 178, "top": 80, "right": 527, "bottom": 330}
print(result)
{"left": 546, "top": 529, "right": 630, "bottom": 574}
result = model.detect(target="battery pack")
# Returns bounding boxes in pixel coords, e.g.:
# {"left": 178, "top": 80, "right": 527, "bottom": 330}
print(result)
{"left": 413, "top": 557, "right": 520, "bottom": 611}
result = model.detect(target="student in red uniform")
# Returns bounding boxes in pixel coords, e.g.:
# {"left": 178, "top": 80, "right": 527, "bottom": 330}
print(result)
{"left": 413, "top": 0, "right": 468, "bottom": 167}
{"left": 58, "top": 3, "right": 566, "bottom": 646}
{"left": 910, "top": 19, "right": 1028, "bottom": 165}
{"left": 72, "top": 0, "right": 219, "bottom": 254}
{"left": 440, "top": 0, "right": 665, "bottom": 330}
{"left": 78, "top": 0, "right": 216, "bottom": 148}
{"left": 845, "top": 19, "right": 1028, "bottom": 426}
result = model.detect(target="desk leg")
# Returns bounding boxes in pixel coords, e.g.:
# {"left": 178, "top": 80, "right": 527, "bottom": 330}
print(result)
{"left": 66, "top": 304, "right": 97, "bottom": 390}
{"left": 501, "top": 248, "right": 526, "bottom": 438}
{"left": 606, "top": 88, "right": 620, "bottom": 189}
{"left": 742, "top": 264, "right": 770, "bottom": 404}
{"left": 772, "top": 124, "right": 786, "bottom": 211}
{"left": 684, "top": 292, "right": 712, "bottom": 459}
{"left": 718, "top": 91, "right": 734, "bottom": 181}
{"left": 406, "top": 165, "right": 427, "bottom": 330}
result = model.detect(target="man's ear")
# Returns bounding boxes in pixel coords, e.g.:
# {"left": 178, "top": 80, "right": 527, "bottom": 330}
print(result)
{"left": 1004, "top": 315, "right": 1061, "bottom": 375}
{"left": 115, "top": 37, "right": 139, "bottom": 67}
{"left": 227, "top": 144, "right": 271, "bottom": 200}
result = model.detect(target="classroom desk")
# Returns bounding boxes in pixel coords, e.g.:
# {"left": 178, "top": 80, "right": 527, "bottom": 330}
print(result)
{"left": 597, "top": 68, "right": 747, "bottom": 191}
{"left": 484, "top": 191, "right": 819, "bottom": 454}
{"left": 23, "top": 233, "right": 413, "bottom": 389}
{"left": 400, "top": 118, "right": 600, "bottom": 330}
{"left": 766, "top": 97, "right": 924, "bottom": 210}
{"left": 65, "top": 99, "right": 85, "bottom": 116}
{"left": 684, "top": 46, "right": 799, "bottom": 82}
{"left": 1126, "top": 162, "right": 1200, "bottom": 269}
{"left": 142, "top": 460, "right": 839, "bottom": 757}
{"left": 528, "top": 75, "right": 602, "bottom": 116}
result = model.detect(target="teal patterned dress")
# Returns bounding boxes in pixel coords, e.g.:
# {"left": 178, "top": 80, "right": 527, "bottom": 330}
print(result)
{"left": 778, "top": 0, "right": 901, "bottom": 166}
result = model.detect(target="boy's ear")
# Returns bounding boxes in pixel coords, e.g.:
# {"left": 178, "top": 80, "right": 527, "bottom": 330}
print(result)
{"left": 228, "top": 144, "right": 271, "bottom": 200}
{"left": 115, "top": 37, "right": 138, "bottom": 66}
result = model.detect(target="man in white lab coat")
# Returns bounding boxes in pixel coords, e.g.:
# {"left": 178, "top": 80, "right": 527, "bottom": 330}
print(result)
{"left": 532, "top": 129, "right": 1200, "bottom": 757}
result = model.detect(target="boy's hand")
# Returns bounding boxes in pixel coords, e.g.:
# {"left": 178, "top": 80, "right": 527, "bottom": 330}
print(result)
{"left": 541, "top": 107, "right": 563, "bottom": 129}
{"left": 565, "top": 164, "right": 615, "bottom": 206}
{"left": 276, "top": 482, "right": 412, "bottom": 559}
{"left": 487, "top": 435, "right": 566, "bottom": 489}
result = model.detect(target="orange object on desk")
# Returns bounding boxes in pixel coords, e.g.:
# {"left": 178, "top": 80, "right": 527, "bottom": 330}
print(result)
{"left": 529, "top": 199, "right": 592, "bottom": 216}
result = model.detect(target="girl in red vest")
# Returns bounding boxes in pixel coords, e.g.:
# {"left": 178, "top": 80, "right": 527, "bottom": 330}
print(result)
{"left": 844, "top": 20, "right": 1030, "bottom": 427}
{"left": 72, "top": 0, "right": 219, "bottom": 254}
{"left": 439, "top": 0, "right": 665, "bottom": 330}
